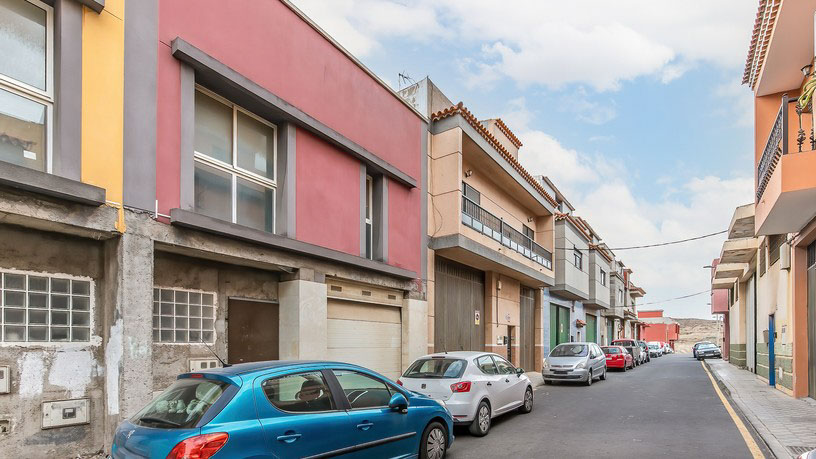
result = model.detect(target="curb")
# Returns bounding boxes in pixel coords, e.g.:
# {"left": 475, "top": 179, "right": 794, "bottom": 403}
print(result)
{"left": 704, "top": 361, "right": 784, "bottom": 459}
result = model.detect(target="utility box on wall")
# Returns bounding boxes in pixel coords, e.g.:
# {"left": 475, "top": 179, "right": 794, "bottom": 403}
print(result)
{"left": 42, "top": 399, "right": 89, "bottom": 429}
{"left": 0, "top": 366, "right": 9, "bottom": 394}
{"left": 188, "top": 358, "right": 220, "bottom": 372}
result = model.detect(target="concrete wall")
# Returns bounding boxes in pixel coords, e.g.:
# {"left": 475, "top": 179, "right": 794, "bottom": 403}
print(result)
{"left": 587, "top": 251, "right": 610, "bottom": 308}
{"left": 554, "top": 220, "right": 589, "bottom": 297}
{"left": 756, "top": 237, "right": 793, "bottom": 391}
{"left": 0, "top": 226, "right": 107, "bottom": 456}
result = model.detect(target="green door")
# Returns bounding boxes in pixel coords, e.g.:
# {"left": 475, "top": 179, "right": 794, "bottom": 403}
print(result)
{"left": 586, "top": 314, "right": 597, "bottom": 343}
{"left": 549, "top": 305, "right": 571, "bottom": 349}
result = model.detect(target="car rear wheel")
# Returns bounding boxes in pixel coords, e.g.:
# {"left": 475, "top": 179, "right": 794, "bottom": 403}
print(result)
{"left": 518, "top": 387, "right": 533, "bottom": 413}
{"left": 420, "top": 421, "right": 447, "bottom": 459}
{"left": 469, "top": 401, "right": 491, "bottom": 436}
{"left": 600, "top": 367, "right": 607, "bottom": 380}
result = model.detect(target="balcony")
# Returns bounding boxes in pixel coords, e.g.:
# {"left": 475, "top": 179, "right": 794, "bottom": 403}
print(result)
{"left": 461, "top": 195, "right": 552, "bottom": 270}
{"left": 755, "top": 94, "right": 816, "bottom": 235}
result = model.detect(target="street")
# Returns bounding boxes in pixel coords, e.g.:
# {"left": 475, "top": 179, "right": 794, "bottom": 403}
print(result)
{"left": 449, "top": 354, "right": 764, "bottom": 458}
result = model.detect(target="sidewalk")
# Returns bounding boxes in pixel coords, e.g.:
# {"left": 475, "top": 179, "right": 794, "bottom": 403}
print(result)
{"left": 707, "top": 359, "right": 816, "bottom": 458}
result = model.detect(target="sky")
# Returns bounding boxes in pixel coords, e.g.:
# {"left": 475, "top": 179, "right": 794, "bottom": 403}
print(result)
{"left": 291, "top": 0, "right": 759, "bottom": 319}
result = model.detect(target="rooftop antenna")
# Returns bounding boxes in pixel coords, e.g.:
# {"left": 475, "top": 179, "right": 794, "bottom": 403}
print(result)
{"left": 398, "top": 72, "right": 415, "bottom": 90}
{"left": 200, "top": 335, "right": 230, "bottom": 368}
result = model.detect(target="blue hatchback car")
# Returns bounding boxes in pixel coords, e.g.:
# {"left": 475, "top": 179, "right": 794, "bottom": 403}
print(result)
{"left": 111, "top": 360, "right": 454, "bottom": 458}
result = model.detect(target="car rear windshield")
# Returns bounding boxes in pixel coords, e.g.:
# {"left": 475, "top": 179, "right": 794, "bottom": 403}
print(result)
{"left": 550, "top": 344, "right": 588, "bottom": 357}
{"left": 132, "top": 378, "right": 229, "bottom": 429}
{"left": 403, "top": 358, "right": 466, "bottom": 378}
{"left": 601, "top": 347, "right": 619, "bottom": 354}
{"left": 648, "top": 344, "right": 659, "bottom": 349}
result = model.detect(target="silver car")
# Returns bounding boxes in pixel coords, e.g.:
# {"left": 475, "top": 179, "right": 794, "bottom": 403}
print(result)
{"left": 542, "top": 342, "right": 607, "bottom": 386}
{"left": 398, "top": 351, "right": 533, "bottom": 437}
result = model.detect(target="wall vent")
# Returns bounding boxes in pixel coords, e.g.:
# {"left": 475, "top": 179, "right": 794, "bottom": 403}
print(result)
{"left": 330, "top": 285, "right": 342, "bottom": 292}
{"left": 388, "top": 294, "right": 397, "bottom": 300}
{"left": 362, "top": 290, "right": 372, "bottom": 296}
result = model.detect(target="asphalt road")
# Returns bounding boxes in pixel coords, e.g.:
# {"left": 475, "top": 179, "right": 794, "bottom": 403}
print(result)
{"left": 448, "top": 354, "right": 761, "bottom": 458}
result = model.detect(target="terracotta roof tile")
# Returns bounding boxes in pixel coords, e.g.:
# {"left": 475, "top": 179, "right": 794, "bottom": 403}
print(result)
{"left": 432, "top": 102, "right": 557, "bottom": 207}
{"left": 493, "top": 118, "right": 523, "bottom": 148}
{"left": 742, "top": 0, "right": 780, "bottom": 89}
{"left": 554, "top": 212, "right": 592, "bottom": 241}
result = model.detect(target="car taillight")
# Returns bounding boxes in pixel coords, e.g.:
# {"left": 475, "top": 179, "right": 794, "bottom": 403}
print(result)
{"left": 166, "top": 433, "right": 228, "bottom": 459}
{"left": 450, "top": 381, "right": 472, "bottom": 393}
{"left": 397, "top": 379, "right": 403, "bottom": 386}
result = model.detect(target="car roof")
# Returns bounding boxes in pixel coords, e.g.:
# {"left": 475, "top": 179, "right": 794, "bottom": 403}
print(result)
{"left": 417, "top": 351, "right": 494, "bottom": 359}
{"left": 190, "top": 360, "right": 349, "bottom": 377}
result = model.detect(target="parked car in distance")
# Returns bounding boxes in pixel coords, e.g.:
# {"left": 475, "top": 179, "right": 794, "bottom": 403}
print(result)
{"left": 601, "top": 345, "right": 634, "bottom": 371}
{"left": 647, "top": 342, "right": 663, "bottom": 357}
{"left": 111, "top": 361, "right": 454, "bottom": 459}
{"left": 543, "top": 342, "right": 607, "bottom": 386}
{"left": 663, "top": 345, "right": 674, "bottom": 354}
{"left": 692, "top": 341, "right": 714, "bottom": 358}
{"left": 695, "top": 343, "right": 722, "bottom": 360}
{"left": 611, "top": 339, "right": 643, "bottom": 366}
{"left": 399, "top": 351, "right": 533, "bottom": 437}
{"left": 637, "top": 340, "right": 651, "bottom": 362}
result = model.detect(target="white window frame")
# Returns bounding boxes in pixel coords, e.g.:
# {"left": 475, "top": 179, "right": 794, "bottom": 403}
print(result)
{"left": 0, "top": 0, "right": 55, "bottom": 173}
{"left": 193, "top": 86, "right": 277, "bottom": 231}
{"left": 365, "top": 174, "right": 373, "bottom": 260}
{"left": 600, "top": 269, "right": 607, "bottom": 286}
{"left": 153, "top": 286, "right": 217, "bottom": 345}
{"left": 0, "top": 267, "right": 95, "bottom": 346}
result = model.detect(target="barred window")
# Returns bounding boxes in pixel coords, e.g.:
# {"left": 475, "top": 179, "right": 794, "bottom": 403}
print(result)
{"left": 153, "top": 287, "right": 215, "bottom": 344}
{"left": 768, "top": 234, "right": 784, "bottom": 266}
{"left": 1, "top": 270, "right": 91, "bottom": 342}
{"left": 759, "top": 240, "right": 766, "bottom": 276}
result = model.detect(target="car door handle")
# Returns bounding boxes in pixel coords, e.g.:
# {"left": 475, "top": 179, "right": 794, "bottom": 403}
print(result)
{"left": 505, "top": 379, "right": 510, "bottom": 383}
{"left": 277, "top": 432, "right": 302, "bottom": 443}
{"left": 486, "top": 382, "right": 492, "bottom": 386}
{"left": 356, "top": 422, "right": 374, "bottom": 431}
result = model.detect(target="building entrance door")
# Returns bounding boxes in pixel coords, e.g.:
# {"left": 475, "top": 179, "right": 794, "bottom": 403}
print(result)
{"left": 550, "top": 305, "right": 570, "bottom": 348}
{"left": 519, "top": 287, "right": 535, "bottom": 371}
{"left": 606, "top": 320, "right": 614, "bottom": 345}
{"left": 227, "top": 299, "right": 279, "bottom": 364}
{"left": 586, "top": 314, "right": 597, "bottom": 343}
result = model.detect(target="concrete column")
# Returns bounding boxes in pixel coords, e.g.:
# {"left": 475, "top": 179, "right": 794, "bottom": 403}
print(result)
{"left": 278, "top": 278, "right": 328, "bottom": 360}
{"left": 534, "top": 288, "right": 545, "bottom": 371}
{"left": 402, "top": 298, "right": 428, "bottom": 371}
{"left": 103, "top": 231, "right": 153, "bottom": 442}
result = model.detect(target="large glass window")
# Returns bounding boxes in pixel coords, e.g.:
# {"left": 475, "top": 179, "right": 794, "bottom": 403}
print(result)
{"left": 364, "top": 175, "right": 373, "bottom": 259}
{"left": 0, "top": 0, "right": 52, "bottom": 173}
{"left": 194, "top": 88, "right": 276, "bottom": 233}
{"left": 1, "top": 270, "right": 91, "bottom": 342}
{"left": 152, "top": 287, "right": 215, "bottom": 344}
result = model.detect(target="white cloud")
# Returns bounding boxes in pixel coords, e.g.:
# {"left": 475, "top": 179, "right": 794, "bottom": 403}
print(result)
{"left": 505, "top": 98, "right": 752, "bottom": 319}
{"left": 714, "top": 78, "right": 755, "bottom": 127}
{"left": 291, "top": 0, "right": 757, "bottom": 91}
{"left": 560, "top": 88, "right": 617, "bottom": 125}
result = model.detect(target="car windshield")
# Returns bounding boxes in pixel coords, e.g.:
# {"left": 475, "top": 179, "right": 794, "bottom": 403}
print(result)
{"left": 699, "top": 344, "right": 718, "bottom": 350}
{"left": 132, "top": 377, "right": 229, "bottom": 429}
{"left": 403, "top": 358, "right": 466, "bottom": 378}
{"left": 550, "top": 344, "right": 588, "bottom": 357}
{"left": 649, "top": 344, "right": 659, "bottom": 349}
{"left": 601, "top": 347, "right": 619, "bottom": 354}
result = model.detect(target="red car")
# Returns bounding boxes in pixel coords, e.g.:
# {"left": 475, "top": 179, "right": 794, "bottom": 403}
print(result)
{"left": 601, "top": 346, "right": 634, "bottom": 371}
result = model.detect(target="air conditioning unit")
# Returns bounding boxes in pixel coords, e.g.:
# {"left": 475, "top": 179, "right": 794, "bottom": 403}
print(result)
{"left": 780, "top": 242, "right": 791, "bottom": 270}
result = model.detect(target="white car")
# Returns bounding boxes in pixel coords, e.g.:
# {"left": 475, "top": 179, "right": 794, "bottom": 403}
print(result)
{"left": 648, "top": 341, "right": 664, "bottom": 357}
{"left": 398, "top": 351, "right": 533, "bottom": 436}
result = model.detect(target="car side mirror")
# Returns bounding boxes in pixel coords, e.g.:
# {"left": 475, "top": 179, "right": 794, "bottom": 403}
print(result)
{"left": 389, "top": 393, "right": 408, "bottom": 413}
{"left": 515, "top": 367, "right": 525, "bottom": 376}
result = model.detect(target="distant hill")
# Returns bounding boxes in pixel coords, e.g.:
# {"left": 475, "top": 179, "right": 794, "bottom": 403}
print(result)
{"left": 673, "top": 318, "right": 720, "bottom": 353}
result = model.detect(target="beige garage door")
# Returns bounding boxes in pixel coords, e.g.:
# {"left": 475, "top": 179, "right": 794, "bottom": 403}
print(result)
{"left": 328, "top": 298, "right": 402, "bottom": 381}
{"left": 327, "top": 299, "right": 402, "bottom": 380}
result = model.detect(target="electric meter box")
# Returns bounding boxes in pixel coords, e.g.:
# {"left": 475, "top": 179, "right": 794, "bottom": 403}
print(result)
{"left": 0, "top": 366, "right": 9, "bottom": 394}
{"left": 188, "top": 358, "right": 220, "bottom": 372}
{"left": 42, "top": 399, "right": 89, "bottom": 429}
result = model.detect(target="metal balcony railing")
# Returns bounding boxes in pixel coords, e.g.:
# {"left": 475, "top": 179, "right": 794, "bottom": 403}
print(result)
{"left": 461, "top": 195, "right": 552, "bottom": 269}
{"left": 756, "top": 94, "right": 816, "bottom": 201}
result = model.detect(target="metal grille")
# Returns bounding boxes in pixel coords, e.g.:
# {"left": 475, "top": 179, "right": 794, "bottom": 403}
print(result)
{"left": 756, "top": 97, "right": 786, "bottom": 201}
{"left": 759, "top": 240, "right": 767, "bottom": 276}
{"left": 768, "top": 234, "right": 784, "bottom": 266}
{"left": 788, "top": 446, "right": 816, "bottom": 455}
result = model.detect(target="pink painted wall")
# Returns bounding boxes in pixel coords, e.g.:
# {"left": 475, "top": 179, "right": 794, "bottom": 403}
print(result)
{"left": 295, "top": 129, "right": 360, "bottom": 255}
{"left": 155, "top": 0, "right": 424, "bottom": 275}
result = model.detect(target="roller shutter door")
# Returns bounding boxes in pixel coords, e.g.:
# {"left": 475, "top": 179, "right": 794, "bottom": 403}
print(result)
{"left": 327, "top": 299, "right": 402, "bottom": 381}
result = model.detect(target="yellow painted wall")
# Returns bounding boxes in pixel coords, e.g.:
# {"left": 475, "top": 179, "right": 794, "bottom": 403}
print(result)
{"left": 81, "top": 0, "right": 125, "bottom": 218}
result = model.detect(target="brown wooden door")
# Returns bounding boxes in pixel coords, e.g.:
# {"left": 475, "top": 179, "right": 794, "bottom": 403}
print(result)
{"left": 434, "top": 257, "right": 484, "bottom": 352}
{"left": 520, "top": 286, "right": 535, "bottom": 371}
{"left": 228, "top": 299, "right": 279, "bottom": 364}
